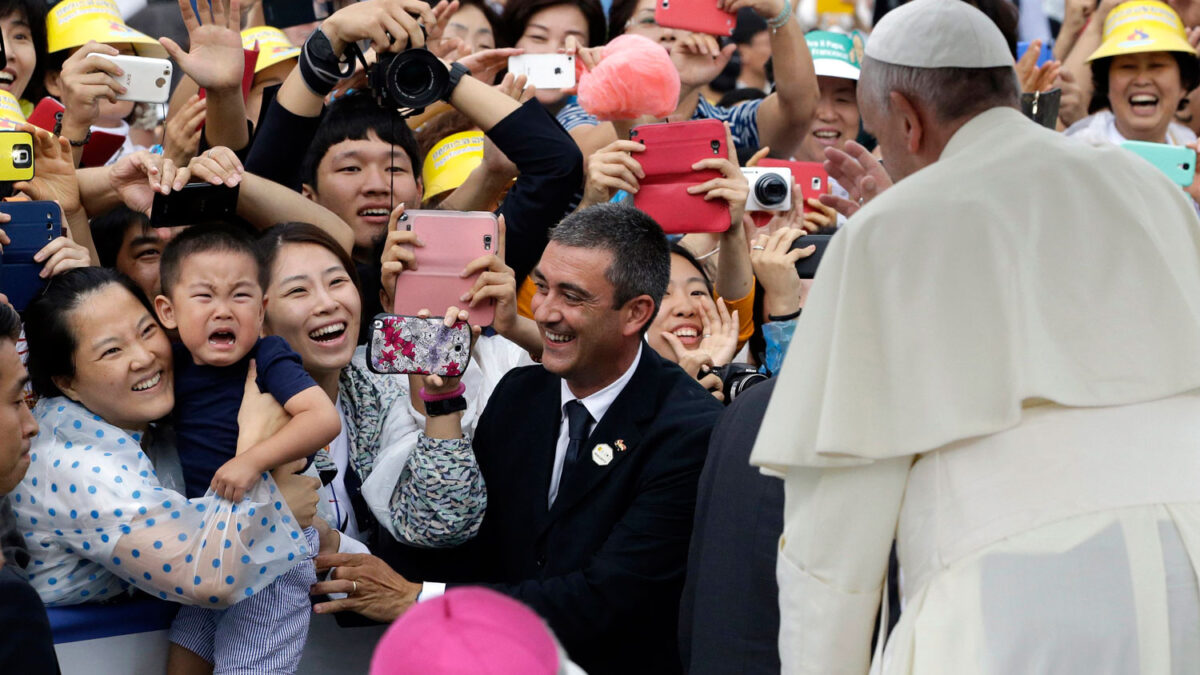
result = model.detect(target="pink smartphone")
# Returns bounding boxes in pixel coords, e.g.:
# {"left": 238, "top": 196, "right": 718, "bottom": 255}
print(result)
{"left": 28, "top": 97, "right": 125, "bottom": 167}
{"left": 391, "top": 210, "right": 498, "bottom": 326}
{"left": 368, "top": 315, "right": 472, "bottom": 376}
{"left": 654, "top": 0, "right": 736, "bottom": 36}
{"left": 631, "top": 119, "right": 731, "bottom": 234}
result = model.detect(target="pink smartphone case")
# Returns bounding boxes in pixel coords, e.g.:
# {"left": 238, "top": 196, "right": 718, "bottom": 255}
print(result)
{"left": 631, "top": 119, "right": 731, "bottom": 234}
{"left": 391, "top": 210, "right": 498, "bottom": 326}
{"left": 368, "top": 315, "right": 472, "bottom": 376}
{"left": 654, "top": 0, "right": 736, "bottom": 36}
{"left": 758, "top": 158, "right": 829, "bottom": 214}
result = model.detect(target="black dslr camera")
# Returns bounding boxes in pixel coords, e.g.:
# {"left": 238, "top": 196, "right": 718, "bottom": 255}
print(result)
{"left": 709, "top": 363, "right": 769, "bottom": 404}
{"left": 352, "top": 25, "right": 451, "bottom": 117}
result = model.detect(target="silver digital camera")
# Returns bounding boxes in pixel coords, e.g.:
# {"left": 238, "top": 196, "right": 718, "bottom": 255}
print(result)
{"left": 741, "top": 166, "right": 792, "bottom": 212}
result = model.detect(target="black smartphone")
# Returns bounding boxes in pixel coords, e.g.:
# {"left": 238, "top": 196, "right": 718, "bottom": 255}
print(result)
{"left": 0, "top": 201, "right": 63, "bottom": 311}
{"left": 791, "top": 234, "right": 833, "bottom": 280}
{"left": 262, "top": 0, "right": 334, "bottom": 28}
{"left": 151, "top": 183, "right": 240, "bottom": 227}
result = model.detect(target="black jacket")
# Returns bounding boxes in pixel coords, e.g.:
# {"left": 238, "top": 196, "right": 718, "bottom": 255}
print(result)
{"left": 0, "top": 565, "right": 59, "bottom": 674}
{"left": 380, "top": 346, "right": 721, "bottom": 674}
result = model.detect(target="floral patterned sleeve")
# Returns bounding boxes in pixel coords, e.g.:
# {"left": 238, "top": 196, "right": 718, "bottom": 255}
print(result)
{"left": 13, "top": 398, "right": 308, "bottom": 608}
{"left": 389, "top": 433, "right": 486, "bottom": 548}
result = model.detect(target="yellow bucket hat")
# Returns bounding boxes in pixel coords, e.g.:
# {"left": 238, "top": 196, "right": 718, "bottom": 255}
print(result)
{"left": 241, "top": 26, "right": 301, "bottom": 74}
{"left": 1088, "top": 0, "right": 1197, "bottom": 61}
{"left": 0, "top": 89, "right": 26, "bottom": 130}
{"left": 422, "top": 131, "right": 485, "bottom": 201}
{"left": 47, "top": 0, "right": 167, "bottom": 57}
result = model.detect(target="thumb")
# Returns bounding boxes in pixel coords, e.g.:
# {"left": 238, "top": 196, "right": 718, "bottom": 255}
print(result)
{"left": 276, "top": 458, "right": 306, "bottom": 475}
{"left": 496, "top": 215, "right": 507, "bottom": 263}
{"left": 387, "top": 202, "right": 407, "bottom": 234}
{"left": 159, "top": 37, "right": 186, "bottom": 63}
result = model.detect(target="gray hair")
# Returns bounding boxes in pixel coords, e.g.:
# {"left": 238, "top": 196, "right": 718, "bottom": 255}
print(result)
{"left": 548, "top": 204, "right": 670, "bottom": 330}
{"left": 859, "top": 56, "right": 1020, "bottom": 123}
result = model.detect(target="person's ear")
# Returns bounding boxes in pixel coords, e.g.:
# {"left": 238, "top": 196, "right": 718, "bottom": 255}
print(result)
{"left": 44, "top": 71, "right": 63, "bottom": 98}
{"left": 889, "top": 91, "right": 923, "bottom": 154}
{"left": 300, "top": 183, "right": 317, "bottom": 201}
{"left": 53, "top": 375, "right": 80, "bottom": 402}
{"left": 621, "top": 295, "right": 656, "bottom": 337}
{"left": 415, "top": 178, "right": 424, "bottom": 204}
{"left": 154, "top": 294, "right": 178, "bottom": 330}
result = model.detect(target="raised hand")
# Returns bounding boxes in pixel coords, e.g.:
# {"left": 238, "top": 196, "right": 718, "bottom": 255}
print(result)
{"left": 14, "top": 125, "right": 83, "bottom": 215}
{"left": 163, "top": 93, "right": 205, "bottom": 169}
{"left": 581, "top": 139, "right": 645, "bottom": 208}
{"left": 819, "top": 140, "right": 892, "bottom": 218}
{"left": 161, "top": 0, "right": 246, "bottom": 92}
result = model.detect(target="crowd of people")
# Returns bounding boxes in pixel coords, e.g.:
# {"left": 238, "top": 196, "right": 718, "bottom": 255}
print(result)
{"left": 0, "top": 0, "right": 1199, "bottom": 672}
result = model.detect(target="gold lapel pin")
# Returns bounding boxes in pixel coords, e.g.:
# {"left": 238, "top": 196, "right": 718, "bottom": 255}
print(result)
{"left": 615, "top": 439, "right": 627, "bottom": 452}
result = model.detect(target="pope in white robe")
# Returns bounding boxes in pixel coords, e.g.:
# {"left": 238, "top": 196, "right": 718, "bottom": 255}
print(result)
{"left": 751, "top": 1, "right": 1200, "bottom": 673}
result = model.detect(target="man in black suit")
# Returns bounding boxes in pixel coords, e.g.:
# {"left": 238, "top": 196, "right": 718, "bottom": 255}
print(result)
{"left": 0, "top": 301, "right": 60, "bottom": 674}
{"left": 679, "top": 379, "right": 782, "bottom": 675}
{"left": 313, "top": 205, "right": 723, "bottom": 674}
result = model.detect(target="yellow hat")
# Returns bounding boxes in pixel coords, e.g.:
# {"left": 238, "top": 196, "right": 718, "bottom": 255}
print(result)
{"left": 0, "top": 90, "right": 26, "bottom": 130}
{"left": 422, "top": 131, "right": 485, "bottom": 200}
{"left": 1088, "top": 1, "right": 1197, "bottom": 62}
{"left": 241, "top": 26, "right": 301, "bottom": 74}
{"left": 47, "top": 0, "right": 167, "bottom": 57}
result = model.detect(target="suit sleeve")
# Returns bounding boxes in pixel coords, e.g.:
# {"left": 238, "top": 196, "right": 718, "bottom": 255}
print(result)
{"left": 0, "top": 571, "right": 60, "bottom": 674}
{"left": 480, "top": 416, "right": 712, "bottom": 652}
{"left": 490, "top": 100, "right": 584, "bottom": 285}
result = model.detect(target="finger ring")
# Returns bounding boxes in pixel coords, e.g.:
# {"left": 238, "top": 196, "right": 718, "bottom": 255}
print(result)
{"left": 351, "top": 580, "right": 358, "bottom": 595}
{"left": 703, "top": 333, "right": 712, "bottom": 338}
{"left": 751, "top": 245, "right": 766, "bottom": 250}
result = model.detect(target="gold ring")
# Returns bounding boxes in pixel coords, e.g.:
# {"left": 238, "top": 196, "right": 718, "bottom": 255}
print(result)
{"left": 351, "top": 580, "right": 358, "bottom": 595}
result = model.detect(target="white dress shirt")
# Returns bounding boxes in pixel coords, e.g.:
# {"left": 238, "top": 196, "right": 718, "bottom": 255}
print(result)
{"left": 420, "top": 344, "right": 644, "bottom": 603}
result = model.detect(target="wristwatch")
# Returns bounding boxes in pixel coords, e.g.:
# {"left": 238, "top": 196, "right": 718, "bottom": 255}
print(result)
{"left": 425, "top": 395, "right": 467, "bottom": 417}
{"left": 441, "top": 62, "right": 472, "bottom": 102}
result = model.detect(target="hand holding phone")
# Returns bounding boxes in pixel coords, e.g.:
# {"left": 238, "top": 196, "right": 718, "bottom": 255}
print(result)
{"left": 507, "top": 54, "right": 576, "bottom": 89}
{"left": 1120, "top": 141, "right": 1196, "bottom": 187}
{"left": 151, "top": 183, "right": 241, "bottom": 226}
{"left": 631, "top": 119, "right": 731, "bottom": 234}
{"left": 368, "top": 314, "right": 473, "bottom": 375}
{"left": 0, "top": 201, "right": 64, "bottom": 311}
{"left": 391, "top": 210, "right": 499, "bottom": 326}
{"left": 792, "top": 233, "right": 833, "bottom": 280}
{"left": 0, "top": 131, "right": 33, "bottom": 182}
{"left": 88, "top": 54, "right": 173, "bottom": 104}
{"left": 655, "top": 0, "right": 736, "bottom": 36}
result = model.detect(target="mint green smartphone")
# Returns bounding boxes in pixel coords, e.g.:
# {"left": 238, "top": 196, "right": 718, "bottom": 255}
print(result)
{"left": 1120, "top": 141, "right": 1196, "bottom": 187}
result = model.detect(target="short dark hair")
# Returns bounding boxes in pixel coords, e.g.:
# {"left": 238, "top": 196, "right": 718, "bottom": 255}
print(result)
{"left": 23, "top": 267, "right": 154, "bottom": 398}
{"left": 159, "top": 224, "right": 265, "bottom": 298}
{"left": 501, "top": 0, "right": 607, "bottom": 49}
{"left": 256, "top": 222, "right": 361, "bottom": 292}
{"left": 548, "top": 204, "right": 669, "bottom": 331}
{"left": 0, "top": 0, "right": 49, "bottom": 102}
{"left": 300, "top": 92, "right": 424, "bottom": 192}
{"left": 1087, "top": 52, "right": 1200, "bottom": 115}
{"left": 669, "top": 242, "right": 713, "bottom": 296}
{"left": 0, "top": 301, "right": 18, "bottom": 342}
{"left": 607, "top": 0, "right": 636, "bottom": 42}
{"left": 91, "top": 206, "right": 152, "bottom": 268}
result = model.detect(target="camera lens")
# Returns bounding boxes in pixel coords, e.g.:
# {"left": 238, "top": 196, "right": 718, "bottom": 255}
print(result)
{"left": 753, "top": 173, "right": 788, "bottom": 208}
{"left": 383, "top": 49, "right": 450, "bottom": 111}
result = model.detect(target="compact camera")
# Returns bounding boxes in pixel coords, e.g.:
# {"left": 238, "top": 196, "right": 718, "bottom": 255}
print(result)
{"left": 741, "top": 166, "right": 792, "bottom": 212}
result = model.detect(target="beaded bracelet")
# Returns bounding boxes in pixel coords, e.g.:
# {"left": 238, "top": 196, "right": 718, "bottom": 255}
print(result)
{"left": 768, "top": 0, "right": 793, "bottom": 30}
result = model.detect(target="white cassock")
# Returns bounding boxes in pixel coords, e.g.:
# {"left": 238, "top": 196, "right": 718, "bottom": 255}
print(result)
{"left": 751, "top": 107, "right": 1200, "bottom": 675}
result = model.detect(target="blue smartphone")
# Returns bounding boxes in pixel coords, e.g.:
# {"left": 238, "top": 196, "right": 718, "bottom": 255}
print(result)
{"left": 1016, "top": 40, "right": 1054, "bottom": 68}
{"left": 0, "top": 201, "right": 63, "bottom": 311}
{"left": 1120, "top": 141, "right": 1196, "bottom": 187}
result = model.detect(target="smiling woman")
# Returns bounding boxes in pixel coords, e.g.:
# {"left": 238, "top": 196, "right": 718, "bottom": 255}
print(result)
{"left": 14, "top": 267, "right": 315, "bottom": 608}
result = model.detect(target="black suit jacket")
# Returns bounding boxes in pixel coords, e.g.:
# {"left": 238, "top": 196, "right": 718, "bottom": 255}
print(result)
{"left": 678, "top": 379, "right": 782, "bottom": 675}
{"left": 380, "top": 345, "right": 722, "bottom": 674}
{"left": 0, "top": 565, "right": 60, "bottom": 674}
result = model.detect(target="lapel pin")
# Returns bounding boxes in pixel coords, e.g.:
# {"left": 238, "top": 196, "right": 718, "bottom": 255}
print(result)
{"left": 615, "top": 439, "right": 627, "bottom": 452}
{"left": 592, "top": 443, "right": 614, "bottom": 466}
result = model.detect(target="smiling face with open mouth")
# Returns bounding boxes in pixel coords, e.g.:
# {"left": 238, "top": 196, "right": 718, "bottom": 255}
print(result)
{"left": 56, "top": 283, "right": 175, "bottom": 433}
{"left": 155, "top": 250, "right": 265, "bottom": 368}
{"left": 0, "top": 11, "right": 36, "bottom": 101}
{"left": 646, "top": 253, "right": 713, "bottom": 361}
{"left": 799, "top": 76, "right": 861, "bottom": 162}
{"left": 1108, "top": 51, "right": 1187, "bottom": 143}
{"left": 264, "top": 242, "right": 362, "bottom": 380}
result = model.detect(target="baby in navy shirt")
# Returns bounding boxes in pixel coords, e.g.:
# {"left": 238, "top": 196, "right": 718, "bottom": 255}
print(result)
{"left": 154, "top": 225, "right": 341, "bottom": 673}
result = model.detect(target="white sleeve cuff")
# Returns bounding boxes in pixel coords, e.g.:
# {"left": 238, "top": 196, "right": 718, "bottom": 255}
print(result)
{"left": 417, "top": 581, "right": 447, "bottom": 603}
{"left": 336, "top": 532, "right": 372, "bottom": 555}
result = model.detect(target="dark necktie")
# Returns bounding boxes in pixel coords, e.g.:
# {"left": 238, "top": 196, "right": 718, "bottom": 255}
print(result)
{"left": 563, "top": 400, "right": 593, "bottom": 470}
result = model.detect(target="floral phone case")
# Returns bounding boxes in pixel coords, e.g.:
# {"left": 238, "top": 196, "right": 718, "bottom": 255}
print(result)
{"left": 368, "top": 314, "right": 472, "bottom": 376}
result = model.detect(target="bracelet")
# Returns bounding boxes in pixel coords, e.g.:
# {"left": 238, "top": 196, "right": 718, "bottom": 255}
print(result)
{"left": 768, "top": 0, "right": 792, "bottom": 30}
{"left": 419, "top": 382, "right": 466, "bottom": 402}
{"left": 768, "top": 308, "right": 801, "bottom": 322}
{"left": 52, "top": 119, "right": 92, "bottom": 147}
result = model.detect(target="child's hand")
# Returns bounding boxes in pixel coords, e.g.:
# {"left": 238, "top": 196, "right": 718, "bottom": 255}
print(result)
{"left": 211, "top": 454, "right": 263, "bottom": 501}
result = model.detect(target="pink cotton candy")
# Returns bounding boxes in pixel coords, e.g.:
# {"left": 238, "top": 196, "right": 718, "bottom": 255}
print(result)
{"left": 578, "top": 34, "right": 680, "bottom": 121}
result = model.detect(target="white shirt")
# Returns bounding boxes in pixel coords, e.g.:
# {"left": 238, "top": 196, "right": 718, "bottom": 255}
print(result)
{"left": 548, "top": 344, "right": 643, "bottom": 506}
{"left": 321, "top": 398, "right": 361, "bottom": 542}
{"left": 421, "top": 344, "right": 644, "bottom": 603}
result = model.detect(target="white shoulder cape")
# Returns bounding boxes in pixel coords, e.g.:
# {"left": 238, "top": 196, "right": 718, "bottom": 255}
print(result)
{"left": 752, "top": 107, "right": 1200, "bottom": 469}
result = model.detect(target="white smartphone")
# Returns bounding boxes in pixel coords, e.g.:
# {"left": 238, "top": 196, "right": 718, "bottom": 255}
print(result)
{"left": 507, "top": 53, "right": 575, "bottom": 89}
{"left": 88, "top": 54, "right": 173, "bottom": 104}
